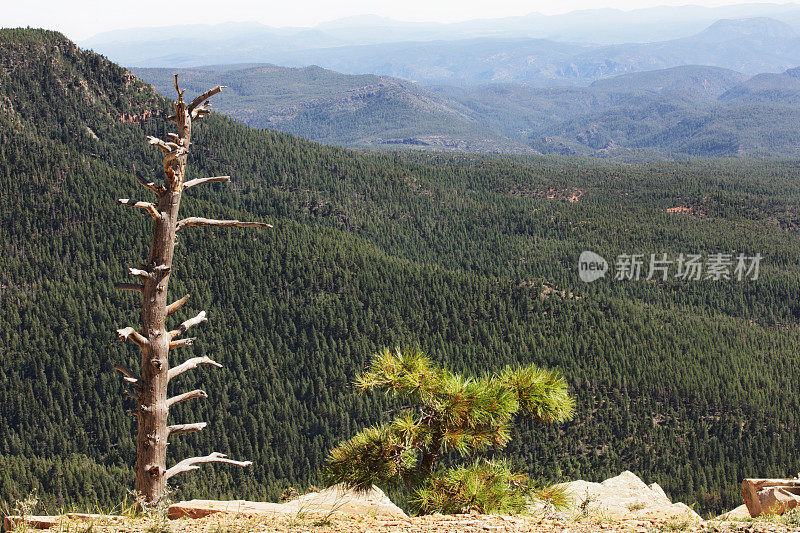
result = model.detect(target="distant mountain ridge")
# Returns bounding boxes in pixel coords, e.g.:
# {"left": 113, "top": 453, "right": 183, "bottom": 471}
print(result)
{"left": 720, "top": 66, "right": 800, "bottom": 104}
{"left": 273, "top": 18, "right": 800, "bottom": 86}
{"left": 131, "top": 64, "right": 527, "bottom": 153}
{"left": 85, "top": 4, "right": 800, "bottom": 157}
{"left": 133, "top": 61, "right": 800, "bottom": 158}
{"left": 588, "top": 65, "right": 748, "bottom": 98}
{"left": 84, "top": 2, "right": 800, "bottom": 50}
{"left": 88, "top": 15, "right": 800, "bottom": 88}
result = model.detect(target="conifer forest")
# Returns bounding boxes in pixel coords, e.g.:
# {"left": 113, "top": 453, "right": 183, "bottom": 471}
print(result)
{"left": 2, "top": 29, "right": 800, "bottom": 517}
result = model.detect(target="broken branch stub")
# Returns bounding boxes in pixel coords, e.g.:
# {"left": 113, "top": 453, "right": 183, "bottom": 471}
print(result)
{"left": 165, "top": 452, "right": 252, "bottom": 480}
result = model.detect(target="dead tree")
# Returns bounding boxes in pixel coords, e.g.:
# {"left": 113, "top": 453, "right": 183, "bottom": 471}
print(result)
{"left": 115, "top": 76, "right": 271, "bottom": 502}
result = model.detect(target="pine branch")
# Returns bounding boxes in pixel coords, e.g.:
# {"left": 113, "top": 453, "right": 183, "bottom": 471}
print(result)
{"left": 118, "top": 199, "right": 159, "bottom": 220}
{"left": 166, "top": 294, "right": 190, "bottom": 316}
{"left": 146, "top": 136, "right": 182, "bottom": 155}
{"left": 183, "top": 176, "right": 230, "bottom": 190}
{"left": 168, "top": 422, "right": 207, "bottom": 436}
{"left": 115, "top": 283, "right": 143, "bottom": 292}
{"left": 114, "top": 364, "right": 139, "bottom": 384}
{"left": 165, "top": 452, "right": 251, "bottom": 480}
{"left": 133, "top": 164, "right": 166, "bottom": 195}
{"left": 116, "top": 327, "right": 148, "bottom": 347}
{"left": 168, "top": 356, "right": 222, "bottom": 381}
{"left": 169, "top": 310, "right": 206, "bottom": 339}
{"left": 188, "top": 86, "right": 226, "bottom": 113}
{"left": 169, "top": 337, "right": 196, "bottom": 350}
{"left": 167, "top": 389, "right": 207, "bottom": 407}
{"left": 128, "top": 267, "right": 152, "bottom": 281}
{"left": 177, "top": 217, "right": 272, "bottom": 231}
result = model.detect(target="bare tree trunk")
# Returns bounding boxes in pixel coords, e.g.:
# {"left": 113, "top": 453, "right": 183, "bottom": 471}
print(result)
{"left": 115, "top": 77, "right": 270, "bottom": 503}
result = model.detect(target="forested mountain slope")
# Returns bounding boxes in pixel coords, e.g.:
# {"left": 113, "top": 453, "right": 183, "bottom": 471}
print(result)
{"left": 720, "top": 66, "right": 800, "bottom": 104}
{"left": 3, "top": 29, "right": 800, "bottom": 517}
{"left": 435, "top": 65, "right": 800, "bottom": 158}
{"left": 588, "top": 65, "right": 747, "bottom": 98}
{"left": 135, "top": 62, "right": 800, "bottom": 158}
{"left": 131, "top": 64, "right": 526, "bottom": 153}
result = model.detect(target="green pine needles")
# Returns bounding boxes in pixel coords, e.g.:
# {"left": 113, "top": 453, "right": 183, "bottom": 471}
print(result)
{"left": 324, "top": 347, "right": 575, "bottom": 515}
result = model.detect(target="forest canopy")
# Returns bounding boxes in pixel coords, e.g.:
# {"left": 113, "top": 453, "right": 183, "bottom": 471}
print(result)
{"left": 1, "top": 29, "right": 800, "bottom": 516}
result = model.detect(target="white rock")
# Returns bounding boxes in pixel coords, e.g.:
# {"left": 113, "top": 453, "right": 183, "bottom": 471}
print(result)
{"left": 648, "top": 483, "right": 668, "bottom": 501}
{"left": 715, "top": 504, "right": 751, "bottom": 520}
{"left": 555, "top": 471, "right": 703, "bottom": 522}
{"left": 4, "top": 515, "right": 57, "bottom": 530}
{"left": 284, "top": 484, "right": 407, "bottom": 517}
{"left": 169, "top": 484, "right": 407, "bottom": 519}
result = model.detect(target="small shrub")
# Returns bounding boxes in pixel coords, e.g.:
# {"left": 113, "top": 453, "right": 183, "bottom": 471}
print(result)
{"left": 129, "top": 487, "right": 173, "bottom": 533}
{"left": 325, "top": 346, "right": 574, "bottom": 515}
{"left": 6, "top": 490, "right": 39, "bottom": 533}
{"left": 576, "top": 490, "right": 597, "bottom": 519}
{"left": 279, "top": 487, "right": 299, "bottom": 503}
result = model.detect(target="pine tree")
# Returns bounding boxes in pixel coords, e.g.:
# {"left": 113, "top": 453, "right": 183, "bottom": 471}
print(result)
{"left": 324, "top": 347, "right": 574, "bottom": 514}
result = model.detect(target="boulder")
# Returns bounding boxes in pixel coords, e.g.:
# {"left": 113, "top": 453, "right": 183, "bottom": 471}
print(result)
{"left": 556, "top": 471, "right": 703, "bottom": 522}
{"left": 3, "top": 515, "right": 60, "bottom": 530}
{"left": 3, "top": 512, "right": 120, "bottom": 530}
{"left": 741, "top": 478, "right": 800, "bottom": 517}
{"left": 169, "top": 484, "right": 407, "bottom": 520}
{"left": 715, "top": 504, "right": 751, "bottom": 520}
{"left": 286, "top": 484, "right": 407, "bottom": 517}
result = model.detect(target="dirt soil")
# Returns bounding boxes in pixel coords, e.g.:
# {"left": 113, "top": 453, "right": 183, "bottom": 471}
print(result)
{"left": 31, "top": 512, "right": 800, "bottom": 533}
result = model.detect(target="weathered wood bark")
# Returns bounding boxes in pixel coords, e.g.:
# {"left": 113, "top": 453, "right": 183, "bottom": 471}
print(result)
{"left": 115, "top": 77, "right": 271, "bottom": 503}
{"left": 741, "top": 478, "right": 800, "bottom": 517}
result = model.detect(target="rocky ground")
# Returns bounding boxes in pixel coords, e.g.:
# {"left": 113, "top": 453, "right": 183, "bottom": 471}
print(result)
{"left": 8, "top": 473, "right": 800, "bottom": 532}
{"left": 15, "top": 511, "right": 800, "bottom": 533}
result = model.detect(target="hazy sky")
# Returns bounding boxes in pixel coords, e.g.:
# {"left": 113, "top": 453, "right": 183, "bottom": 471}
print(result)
{"left": 6, "top": 0, "right": 797, "bottom": 41}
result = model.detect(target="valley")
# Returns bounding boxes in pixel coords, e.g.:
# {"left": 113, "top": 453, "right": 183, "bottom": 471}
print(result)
{"left": 3, "top": 28, "right": 800, "bottom": 519}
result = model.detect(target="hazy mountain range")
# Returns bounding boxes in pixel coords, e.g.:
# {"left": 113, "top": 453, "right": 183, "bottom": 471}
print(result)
{"left": 90, "top": 3, "right": 800, "bottom": 157}
{"left": 86, "top": 3, "right": 800, "bottom": 45}
{"left": 134, "top": 61, "right": 800, "bottom": 157}
{"left": 259, "top": 17, "right": 800, "bottom": 86}
{"left": 82, "top": 5, "right": 800, "bottom": 81}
